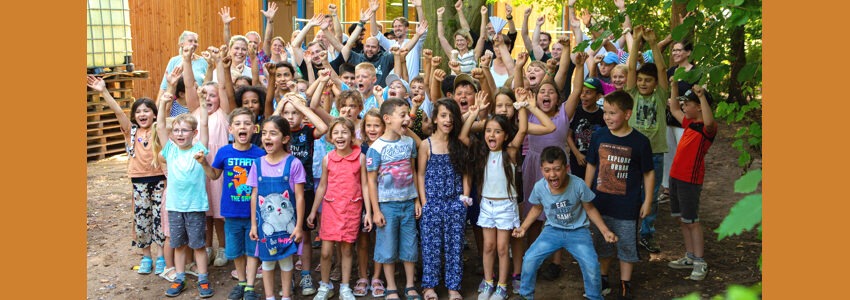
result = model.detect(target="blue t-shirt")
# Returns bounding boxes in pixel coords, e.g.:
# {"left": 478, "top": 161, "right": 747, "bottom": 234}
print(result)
{"left": 161, "top": 141, "right": 210, "bottom": 212}
{"left": 528, "top": 175, "right": 596, "bottom": 230}
{"left": 585, "top": 128, "right": 654, "bottom": 220}
{"left": 366, "top": 136, "right": 418, "bottom": 202}
{"left": 359, "top": 95, "right": 378, "bottom": 119}
{"left": 211, "top": 144, "right": 267, "bottom": 218}
{"left": 159, "top": 55, "right": 209, "bottom": 91}
{"left": 290, "top": 124, "right": 316, "bottom": 191}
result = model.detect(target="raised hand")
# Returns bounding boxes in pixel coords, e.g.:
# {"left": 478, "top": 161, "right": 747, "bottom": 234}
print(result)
{"left": 692, "top": 84, "right": 705, "bottom": 98}
{"left": 369, "top": 0, "right": 380, "bottom": 13}
{"left": 161, "top": 92, "right": 175, "bottom": 106}
{"left": 431, "top": 56, "right": 442, "bottom": 67}
{"left": 307, "top": 14, "right": 324, "bottom": 27}
{"left": 318, "top": 50, "right": 328, "bottom": 62}
{"left": 433, "top": 69, "right": 446, "bottom": 82}
{"left": 437, "top": 7, "right": 445, "bottom": 17}
{"left": 471, "top": 68, "right": 485, "bottom": 80}
{"left": 193, "top": 150, "right": 207, "bottom": 164}
{"left": 219, "top": 6, "right": 235, "bottom": 24}
{"left": 494, "top": 34, "right": 504, "bottom": 46}
{"left": 86, "top": 75, "right": 106, "bottom": 92}
{"left": 390, "top": 46, "right": 400, "bottom": 55}
{"left": 360, "top": 8, "right": 374, "bottom": 23}
{"left": 643, "top": 27, "right": 658, "bottom": 44}
{"left": 454, "top": 0, "right": 463, "bottom": 11}
{"left": 373, "top": 85, "right": 384, "bottom": 97}
{"left": 580, "top": 9, "right": 592, "bottom": 26}
{"left": 320, "top": 17, "right": 331, "bottom": 30}
{"left": 416, "top": 20, "right": 428, "bottom": 35}
{"left": 614, "top": 0, "right": 626, "bottom": 11}
{"left": 412, "top": 94, "right": 424, "bottom": 106}
{"left": 481, "top": 5, "right": 488, "bottom": 16}
{"left": 536, "top": 15, "right": 545, "bottom": 26}
{"left": 516, "top": 51, "right": 529, "bottom": 66}
{"left": 262, "top": 2, "right": 278, "bottom": 20}
{"left": 166, "top": 65, "right": 184, "bottom": 87}
{"left": 423, "top": 48, "right": 433, "bottom": 59}
{"left": 575, "top": 52, "right": 588, "bottom": 65}
{"left": 479, "top": 50, "right": 493, "bottom": 67}
{"left": 524, "top": 5, "right": 533, "bottom": 18}
{"left": 449, "top": 60, "right": 461, "bottom": 74}
{"left": 505, "top": 3, "right": 513, "bottom": 16}
{"left": 264, "top": 62, "right": 276, "bottom": 76}
{"left": 327, "top": 3, "right": 337, "bottom": 15}
{"left": 248, "top": 43, "right": 258, "bottom": 60}
{"left": 594, "top": 54, "right": 604, "bottom": 64}
{"left": 412, "top": 0, "right": 421, "bottom": 7}
{"left": 546, "top": 58, "right": 558, "bottom": 73}
{"left": 558, "top": 35, "right": 570, "bottom": 45}
{"left": 181, "top": 45, "right": 196, "bottom": 61}
{"left": 569, "top": 0, "right": 577, "bottom": 6}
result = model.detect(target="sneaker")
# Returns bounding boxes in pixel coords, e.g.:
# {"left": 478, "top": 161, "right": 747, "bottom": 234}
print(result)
{"left": 657, "top": 192, "right": 670, "bottom": 204}
{"left": 313, "top": 236, "right": 322, "bottom": 249}
{"left": 618, "top": 280, "right": 632, "bottom": 300}
{"left": 601, "top": 276, "right": 611, "bottom": 296}
{"left": 689, "top": 261, "right": 708, "bottom": 281}
{"left": 154, "top": 256, "right": 166, "bottom": 274}
{"left": 668, "top": 256, "right": 695, "bottom": 269}
{"left": 489, "top": 285, "right": 508, "bottom": 300}
{"left": 243, "top": 289, "right": 260, "bottom": 300}
{"left": 511, "top": 275, "right": 521, "bottom": 295}
{"left": 540, "top": 263, "right": 561, "bottom": 281}
{"left": 206, "top": 247, "right": 214, "bottom": 265}
{"left": 477, "top": 280, "right": 494, "bottom": 300}
{"left": 227, "top": 284, "right": 245, "bottom": 300}
{"left": 198, "top": 280, "right": 215, "bottom": 298}
{"left": 638, "top": 237, "right": 661, "bottom": 253}
{"left": 339, "top": 286, "right": 356, "bottom": 300}
{"left": 301, "top": 273, "right": 317, "bottom": 295}
{"left": 314, "top": 284, "right": 334, "bottom": 300}
{"left": 165, "top": 279, "right": 186, "bottom": 297}
{"left": 138, "top": 256, "right": 153, "bottom": 274}
{"left": 214, "top": 247, "right": 228, "bottom": 267}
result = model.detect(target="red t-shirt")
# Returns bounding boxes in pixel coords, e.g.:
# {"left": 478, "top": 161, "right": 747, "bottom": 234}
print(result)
{"left": 670, "top": 117, "right": 717, "bottom": 184}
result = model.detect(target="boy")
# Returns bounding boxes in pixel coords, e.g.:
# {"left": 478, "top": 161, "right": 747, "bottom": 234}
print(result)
{"left": 666, "top": 83, "right": 717, "bottom": 281}
{"left": 198, "top": 108, "right": 266, "bottom": 300}
{"left": 625, "top": 26, "right": 669, "bottom": 254}
{"left": 366, "top": 98, "right": 421, "bottom": 300}
{"left": 584, "top": 91, "right": 654, "bottom": 299}
{"left": 355, "top": 63, "right": 380, "bottom": 119}
{"left": 155, "top": 93, "right": 214, "bottom": 298}
{"left": 339, "top": 63, "right": 357, "bottom": 89}
{"left": 567, "top": 78, "right": 605, "bottom": 180}
{"left": 514, "top": 147, "right": 617, "bottom": 300}
{"left": 272, "top": 93, "right": 329, "bottom": 296}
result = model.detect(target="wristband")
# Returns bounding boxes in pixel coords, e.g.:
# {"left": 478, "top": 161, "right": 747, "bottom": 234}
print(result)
{"left": 459, "top": 195, "right": 473, "bottom": 206}
{"left": 506, "top": 15, "right": 513, "bottom": 20}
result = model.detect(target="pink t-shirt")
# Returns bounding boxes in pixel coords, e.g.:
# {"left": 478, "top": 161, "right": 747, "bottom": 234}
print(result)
{"left": 246, "top": 154, "right": 307, "bottom": 190}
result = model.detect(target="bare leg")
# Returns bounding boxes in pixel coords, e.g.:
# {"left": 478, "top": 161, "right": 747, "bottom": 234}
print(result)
{"left": 262, "top": 266, "right": 275, "bottom": 298}
{"left": 320, "top": 241, "right": 334, "bottom": 284}
{"left": 246, "top": 257, "right": 259, "bottom": 287}
{"left": 341, "top": 242, "right": 354, "bottom": 285}
{"left": 496, "top": 230, "right": 512, "bottom": 286}
{"left": 194, "top": 247, "right": 209, "bottom": 275}
{"left": 234, "top": 255, "right": 247, "bottom": 281}
{"left": 383, "top": 262, "right": 398, "bottom": 298}
{"left": 619, "top": 261, "right": 633, "bottom": 281}
{"left": 214, "top": 218, "right": 225, "bottom": 248}
{"left": 687, "top": 222, "right": 704, "bottom": 258}
{"left": 357, "top": 233, "right": 370, "bottom": 279}
{"left": 482, "top": 228, "right": 497, "bottom": 282}
{"left": 403, "top": 261, "right": 418, "bottom": 297}
{"left": 282, "top": 268, "right": 294, "bottom": 298}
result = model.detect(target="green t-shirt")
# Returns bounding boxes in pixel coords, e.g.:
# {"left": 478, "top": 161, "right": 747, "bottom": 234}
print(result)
{"left": 626, "top": 86, "right": 669, "bottom": 153}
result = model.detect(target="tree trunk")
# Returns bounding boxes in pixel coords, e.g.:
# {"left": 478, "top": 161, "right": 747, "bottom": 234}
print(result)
{"left": 727, "top": 25, "right": 746, "bottom": 105}
{"left": 422, "top": 0, "right": 486, "bottom": 72}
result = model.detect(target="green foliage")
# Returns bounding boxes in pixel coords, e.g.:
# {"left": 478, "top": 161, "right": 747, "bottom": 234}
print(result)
{"left": 716, "top": 193, "right": 761, "bottom": 240}
{"left": 674, "top": 283, "right": 762, "bottom": 300}
{"left": 733, "top": 169, "right": 761, "bottom": 193}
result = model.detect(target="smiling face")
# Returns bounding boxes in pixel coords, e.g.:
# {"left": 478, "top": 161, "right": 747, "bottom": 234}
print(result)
{"left": 307, "top": 43, "right": 324, "bottom": 65}
{"left": 453, "top": 84, "right": 476, "bottom": 114}
{"left": 541, "top": 159, "right": 568, "bottom": 190}
{"left": 229, "top": 114, "right": 255, "bottom": 145}
{"left": 551, "top": 43, "right": 564, "bottom": 61}
{"left": 484, "top": 119, "right": 507, "bottom": 151}
{"left": 171, "top": 121, "right": 197, "bottom": 149}
{"left": 392, "top": 20, "right": 408, "bottom": 40}
{"left": 230, "top": 40, "right": 248, "bottom": 64}
{"left": 526, "top": 65, "right": 546, "bottom": 87}
{"left": 672, "top": 42, "right": 692, "bottom": 65}
{"left": 363, "top": 115, "right": 384, "bottom": 144}
{"left": 636, "top": 73, "right": 658, "bottom": 96}
{"left": 261, "top": 121, "right": 290, "bottom": 154}
{"left": 329, "top": 122, "right": 353, "bottom": 151}
{"left": 611, "top": 67, "right": 627, "bottom": 90}
{"left": 364, "top": 37, "right": 380, "bottom": 57}
{"left": 602, "top": 101, "right": 631, "bottom": 132}
{"left": 454, "top": 34, "right": 469, "bottom": 51}
{"left": 539, "top": 33, "right": 551, "bottom": 51}
{"left": 240, "top": 90, "right": 262, "bottom": 117}
{"left": 133, "top": 103, "right": 156, "bottom": 129}
{"left": 271, "top": 39, "right": 285, "bottom": 54}
{"left": 486, "top": 23, "right": 496, "bottom": 38}
{"left": 682, "top": 100, "right": 702, "bottom": 119}
{"left": 340, "top": 71, "right": 356, "bottom": 88}
{"left": 599, "top": 61, "right": 616, "bottom": 77}
{"left": 432, "top": 104, "right": 454, "bottom": 135}
{"left": 383, "top": 105, "right": 411, "bottom": 135}
{"left": 246, "top": 32, "right": 262, "bottom": 50}
{"left": 180, "top": 33, "right": 199, "bottom": 49}
{"left": 494, "top": 94, "right": 515, "bottom": 119}
{"left": 536, "top": 83, "right": 559, "bottom": 114}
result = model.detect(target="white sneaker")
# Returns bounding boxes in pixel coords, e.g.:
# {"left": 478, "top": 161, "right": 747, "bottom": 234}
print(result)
{"left": 338, "top": 286, "right": 356, "bottom": 300}
{"left": 214, "top": 247, "right": 227, "bottom": 267}
{"left": 668, "top": 256, "right": 695, "bottom": 269}
{"left": 205, "top": 247, "right": 214, "bottom": 265}
{"left": 314, "top": 284, "right": 334, "bottom": 300}
{"left": 689, "top": 261, "right": 708, "bottom": 281}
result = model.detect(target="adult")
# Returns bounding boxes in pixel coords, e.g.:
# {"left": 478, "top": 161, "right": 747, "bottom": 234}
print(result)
{"left": 437, "top": 6, "right": 478, "bottom": 74}
{"left": 158, "top": 30, "right": 208, "bottom": 101}
{"left": 368, "top": 0, "right": 427, "bottom": 77}
{"left": 219, "top": 4, "right": 278, "bottom": 85}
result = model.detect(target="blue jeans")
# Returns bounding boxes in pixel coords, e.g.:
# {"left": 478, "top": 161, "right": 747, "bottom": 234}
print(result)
{"left": 640, "top": 153, "right": 664, "bottom": 240}
{"left": 520, "top": 226, "right": 602, "bottom": 300}
{"left": 224, "top": 217, "right": 257, "bottom": 259}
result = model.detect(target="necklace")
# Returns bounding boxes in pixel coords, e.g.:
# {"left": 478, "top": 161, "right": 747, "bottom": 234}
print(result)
{"left": 136, "top": 129, "right": 150, "bottom": 147}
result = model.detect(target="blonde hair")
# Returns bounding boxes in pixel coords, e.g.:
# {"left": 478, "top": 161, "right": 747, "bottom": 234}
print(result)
{"left": 355, "top": 63, "right": 376, "bottom": 77}
{"left": 612, "top": 64, "right": 628, "bottom": 76}
{"left": 229, "top": 35, "right": 250, "bottom": 49}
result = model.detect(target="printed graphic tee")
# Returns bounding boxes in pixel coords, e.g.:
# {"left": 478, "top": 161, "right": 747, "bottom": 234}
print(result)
{"left": 586, "top": 128, "right": 654, "bottom": 220}
{"left": 528, "top": 174, "right": 596, "bottom": 230}
{"left": 211, "top": 144, "right": 266, "bottom": 218}
{"left": 366, "top": 136, "right": 418, "bottom": 202}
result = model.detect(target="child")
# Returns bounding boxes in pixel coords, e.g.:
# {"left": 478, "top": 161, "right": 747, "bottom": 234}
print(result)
{"left": 273, "top": 92, "right": 328, "bottom": 296}
{"left": 514, "top": 146, "right": 617, "bottom": 300}
{"left": 264, "top": 61, "right": 298, "bottom": 118}
{"left": 355, "top": 63, "right": 380, "bottom": 118}
{"left": 417, "top": 99, "right": 470, "bottom": 300}
{"left": 567, "top": 77, "right": 605, "bottom": 180}
{"left": 366, "top": 98, "right": 420, "bottom": 300}
{"left": 248, "top": 116, "right": 307, "bottom": 300}
{"left": 358, "top": 108, "right": 387, "bottom": 297}
{"left": 155, "top": 91, "right": 214, "bottom": 298}
{"left": 666, "top": 83, "right": 716, "bottom": 281}
{"left": 584, "top": 91, "right": 655, "bottom": 299}
{"left": 626, "top": 26, "right": 669, "bottom": 254}
{"left": 307, "top": 118, "right": 373, "bottom": 300}
{"left": 198, "top": 107, "right": 266, "bottom": 299}
{"left": 87, "top": 76, "right": 166, "bottom": 275}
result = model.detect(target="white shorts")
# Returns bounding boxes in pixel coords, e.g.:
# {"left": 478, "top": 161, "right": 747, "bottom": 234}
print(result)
{"left": 477, "top": 197, "right": 520, "bottom": 230}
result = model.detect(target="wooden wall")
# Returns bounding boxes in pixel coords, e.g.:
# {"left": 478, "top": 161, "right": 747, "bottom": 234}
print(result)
{"left": 128, "top": 0, "right": 263, "bottom": 99}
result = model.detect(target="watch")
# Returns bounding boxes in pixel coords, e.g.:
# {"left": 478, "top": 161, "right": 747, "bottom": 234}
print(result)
{"left": 507, "top": 15, "right": 513, "bottom": 20}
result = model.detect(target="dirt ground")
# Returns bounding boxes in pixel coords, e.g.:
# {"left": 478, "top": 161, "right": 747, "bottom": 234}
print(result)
{"left": 87, "top": 124, "right": 761, "bottom": 299}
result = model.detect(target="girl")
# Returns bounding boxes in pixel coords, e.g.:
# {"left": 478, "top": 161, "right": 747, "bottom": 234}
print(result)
{"left": 86, "top": 76, "right": 166, "bottom": 275}
{"left": 307, "top": 118, "right": 372, "bottom": 300}
{"left": 235, "top": 85, "right": 267, "bottom": 146}
{"left": 519, "top": 53, "right": 589, "bottom": 282}
{"left": 357, "top": 108, "right": 387, "bottom": 297}
{"left": 463, "top": 89, "right": 555, "bottom": 300}
{"left": 248, "top": 116, "right": 306, "bottom": 300}
{"left": 417, "top": 99, "right": 470, "bottom": 300}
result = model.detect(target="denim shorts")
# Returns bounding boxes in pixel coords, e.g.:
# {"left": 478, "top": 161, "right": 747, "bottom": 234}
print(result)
{"left": 477, "top": 197, "right": 520, "bottom": 230}
{"left": 591, "top": 215, "right": 640, "bottom": 263}
{"left": 374, "top": 200, "right": 418, "bottom": 264}
{"left": 224, "top": 217, "right": 257, "bottom": 259}
{"left": 168, "top": 211, "right": 206, "bottom": 249}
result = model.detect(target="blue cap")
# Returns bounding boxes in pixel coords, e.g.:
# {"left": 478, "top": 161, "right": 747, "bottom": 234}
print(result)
{"left": 583, "top": 78, "right": 603, "bottom": 93}
{"left": 603, "top": 52, "right": 619, "bottom": 64}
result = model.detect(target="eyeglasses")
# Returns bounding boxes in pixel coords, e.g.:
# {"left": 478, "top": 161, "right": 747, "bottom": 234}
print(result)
{"left": 172, "top": 128, "right": 193, "bottom": 134}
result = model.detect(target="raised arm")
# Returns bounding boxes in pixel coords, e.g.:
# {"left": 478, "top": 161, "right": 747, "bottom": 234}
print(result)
{"left": 693, "top": 85, "right": 715, "bottom": 130}
{"left": 328, "top": 4, "right": 343, "bottom": 43}
{"left": 156, "top": 93, "right": 172, "bottom": 147}
{"left": 401, "top": 20, "right": 427, "bottom": 52}
{"left": 512, "top": 51, "right": 529, "bottom": 89}
{"left": 309, "top": 70, "right": 335, "bottom": 125}
{"left": 494, "top": 34, "right": 515, "bottom": 71}
{"left": 520, "top": 6, "right": 535, "bottom": 60}
{"left": 505, "top": 3, "right": 517, "bottom": 34}
{"left": 553, "top": 36, "right": 573, "bottom": 91}
{"left": 288, "top": 93, "right": 328, "bottom": 137}
{"left": 368, "top": 0, "right": 380, "bottom": 37}
{"left": 436, "top": 8, "right": 455, "bottom": 55}
{"left": 292, "top": 14, "right": 324, "bottom": 66}
{"left": 219, "top": 46, "right": 237, "bottom": 114}
{"left": 181, "top": 45, "right": 201, "bottom": 112}
{"left": 198, "top": 86, "right": 209, "bottom": 148}
{"left": 263, "top": 63, "right": 277, "bottom": 119}
{"left": 668, "top": 77, "right": 685, "bottom": 124}
{"left": 530, "top": 16, "right": 546, "bottom": 59}
{"left": 454, "top": 0, "right": 471, "bottom": 32}
{"left": 459, "top": 100, "right": 487, "bottom": 147}
{"left": 626, "top": 25, "right": 643, "bottom": 90}
{"left": 614, "top": 0, "right": 631, "bottom": 49}
{"left": 260, "top": 2, "right": 278, "bottom": 54}
{"left": 248, "top": 44, "right": 261, "bottom": 86}
{"left": 563, "top": 52, "right": 589, "bottom": 119}
{"left": 430, "top": 63, "right": 445, "bottom": 100}
{"left": 423, "top": 49, "right": 433, "bottom": 90}
{"left": 474, "top": 6, "right": 489, "bottom": 60}
{"left": 644, "top": 28, "right": 668, "bottom": 90}
{"left": 88, "top": 76, "right": 132, "bottom": 135}
{"left": 219, "top": 7, "right": 235, "bottom": 44}
{"left": 521, "top": 88, "right": 556, "bottom": 136}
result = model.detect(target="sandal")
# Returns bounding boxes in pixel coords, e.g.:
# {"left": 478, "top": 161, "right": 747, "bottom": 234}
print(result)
{"left": 353, "top": 278, "right": 369, "bottom": 296}
{"left": 185, "top": 262, "right": 198, "bottom": 277}
{"left": 159, "top": 267, "right": 177, "bottom": 282}
{"left": 371, "top": 278, "right": 386, "bottom": 297}
{"left": 385, "top": 289, "right": 401, "bottom": 300}
{"left": 404, "top": 286, "right": 422, "bottom": 300}
{"left": 295, "top": 259, "right": 302, "bottom": 271}
{"left": 423, "top": 288, "right": 438, "bottom": 300}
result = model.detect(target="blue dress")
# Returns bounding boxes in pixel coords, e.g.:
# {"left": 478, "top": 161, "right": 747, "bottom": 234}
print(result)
{"left": 420, "top": 138, "right": 466, "bottom": 290}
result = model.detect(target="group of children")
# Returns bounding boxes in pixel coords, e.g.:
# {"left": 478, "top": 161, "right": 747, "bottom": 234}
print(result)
{"left": 88, "top": 1, "right": 719, "bottom": 300}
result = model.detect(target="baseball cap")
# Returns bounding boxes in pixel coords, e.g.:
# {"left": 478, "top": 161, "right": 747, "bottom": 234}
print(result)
{"left": 583, "top": 78, "right": 603, "bottom": 93}
{"left": 453, "top": 73, "right": 480, "bottom": 92}
{"left": 603, "top": 52, "right": 619, "bottom": 64}
{"left": 385, "top": 73, "right": 411, "bottom": 95}
{"left": 677, "top": 89, "right": 703, "bottom": 104}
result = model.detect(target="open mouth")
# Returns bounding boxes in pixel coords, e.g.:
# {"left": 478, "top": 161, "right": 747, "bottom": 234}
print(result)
{"left": 236, "top": 131, "right": 249, "bottom": 142}
{"left": 541, "top": 97, "right": 552, "bottom": 107}
{"left": 389, "top": 91, "right": 397, "bottom": 98}
{"left": 487, "top": 137, "right": 497, "bottom": 150}
{"left": 334, "top": 139, "right": 347, "bottom": 148}
{"left": 548, "top": 176, "right": 561, "bottom": 188}
{"left": 459, "top": 99, "right": 469, "bottom": 111}
{"left": 529, "top": 75, "right": 538, "bottom": 83}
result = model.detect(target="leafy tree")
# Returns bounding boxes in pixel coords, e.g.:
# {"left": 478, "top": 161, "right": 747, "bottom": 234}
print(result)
{"left": 423, "top": 0, "right": 487, "bottom": 71}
